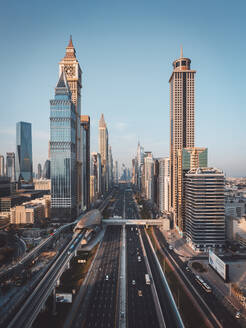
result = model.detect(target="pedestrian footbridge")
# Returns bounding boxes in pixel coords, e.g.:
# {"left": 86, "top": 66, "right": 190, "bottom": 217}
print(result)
{"left": 102, "top": 219, "right": 163, "bottom": 226}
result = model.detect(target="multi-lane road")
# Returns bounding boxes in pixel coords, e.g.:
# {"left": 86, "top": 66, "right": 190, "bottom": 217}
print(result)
{"left": 67, "top": 184, "right": 183, "bottom": 328}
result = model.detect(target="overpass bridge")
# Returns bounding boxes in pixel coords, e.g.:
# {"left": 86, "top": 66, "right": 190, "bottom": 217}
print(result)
{"left": 102, "top": 218, "right": 163, "bottom": 226}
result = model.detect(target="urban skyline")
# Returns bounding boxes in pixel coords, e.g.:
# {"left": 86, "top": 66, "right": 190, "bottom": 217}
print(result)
{"left": 0, "top": 2, "right": 246, "bottom": 327}
{"left": 0, "top": 1, "right": 246, "bottom": 177}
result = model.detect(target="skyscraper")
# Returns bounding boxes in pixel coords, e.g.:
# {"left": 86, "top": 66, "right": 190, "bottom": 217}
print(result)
{"left": 50, "top": 71, "right": 76, "bottom": 220}
{"left": 37, "top": 163, "right": 42, "bottom": 179}
{"left": 99, "top": 114, "right": 108, "bottom": 194}
{"left": 144, "top": 152, "right": 154, "bottom": 201}
{"left": 108, "top": 145, "right": 113, "bottom": 190}
{"left": 137, "top": 142, "right": 144, "bottom": 190}
{"left": 91, "top": 152, "right": 102, "bottom": 197}
{"left": 80, "top": 115, "right": 90, "bottom": 210}
{"left": 59, "top": 36, "right": 82, "bottom": 215}
{"left": 42, "top": 160, "right": 50, "bottom": 179}
{"left": 16, "top": 122, "right": 33, "bottom": 183}
{"left": 185, "top": 168, "right": 225, "bottom": 252}
{"left": 169, "top": 47, "right": 196, "bottom": 226}
{"left": 158, "top": 157, "right": 169, "bottom": 213}
{"left": 114, "top": 160, "right": 119, "bottom": 184}
{"left": 6, "top": 153, "right": 16, "bottom": 181}
{"left": 0, "top": 155, "right": 4, "bottom": 176}
{"left": 177, "top": 147, "right": 207, "bottom": 233}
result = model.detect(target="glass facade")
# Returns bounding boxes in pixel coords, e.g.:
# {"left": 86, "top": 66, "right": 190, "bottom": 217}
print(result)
{"left": 16, "top": 122, "right": 33, "bottom": 183}
{"left": 50, "top": 73, "right": 76, "bottom": 220}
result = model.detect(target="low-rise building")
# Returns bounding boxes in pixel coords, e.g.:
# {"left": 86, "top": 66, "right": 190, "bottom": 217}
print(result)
{"left": 34, "top": 179, "right": 51, "bottom": 191}
{"left": 11, "top": 203, "right": 45, "bottom": 225}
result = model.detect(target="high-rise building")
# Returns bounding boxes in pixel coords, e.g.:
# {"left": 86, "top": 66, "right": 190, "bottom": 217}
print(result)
{"left": 59, "top": 36, "right": 82, "bottom": 215}
{"left": 89, "top": 175, "right": 96, "bottom": 203}
{"left": 37, "top": 163, "right": 42, "bottom": 179}
{"left": 137, "top": 142, "right": 144, "bottom": 190}
{"left": 99, "top": 114, "right": 108, "bottom": 194}
{"left": 42, "top": 160, "right": 50, "bottom": 179}
{"left": 169, "top": 48, "right": 196, "bottom": 226}
{"left": 91, "top": 152, "right": 102, "bottom": 197}
{"left": 16, "top": 122, "right": 33, "bottom": 183}
{"left": 108, "top": 145, "right": 113, "bottom": 190}
{"left": 158, "top": 158, "right": 169, "bottom": 213}
{"left": 80, "top": 115, "right": 90, "bottom": 210}
{"left": 114, "top": 161, "right": 119, "bottom": 184}
{"left": 0, "top": 155, "right": 5, "bottom": 176}
{"left": 6, "top": 153, "right": 16, "bottom": 182}
{"left": 153, "top": 159, "right": 159, "bottom": 205}
{"left": 185, "top": 168, "right": 225, "bottom": 252}
{"left": 177, "top": 147, "right": 207, "bottom": 233}
{"left": 50, "top": 71, "right": 76, "bottom": 220}
{"left": 144, "top": 152, "right": 154, "bottom": 201}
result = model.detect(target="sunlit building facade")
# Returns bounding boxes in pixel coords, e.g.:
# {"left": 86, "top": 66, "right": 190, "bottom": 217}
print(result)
{"left": 50, "top": 71, "right": 76, "bottom": 220}
{"left": 16, "top": 122, "right": 33, "bottom": 183}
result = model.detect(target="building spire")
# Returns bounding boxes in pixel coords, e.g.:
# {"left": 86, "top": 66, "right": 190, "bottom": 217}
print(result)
{"left": 64, "top": 35, "right": 76, "bottom": 58}
{"left": 180, "top": 45, "right": 183, "bottom": 58}
{"left": 68, "top": 35, "right": 74, "bottom": 48}
{"left": 99, "top": 113, "right": 106, "bottom": 128}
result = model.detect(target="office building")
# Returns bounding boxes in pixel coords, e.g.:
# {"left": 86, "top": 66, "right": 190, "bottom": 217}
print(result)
{"left": 0, "top": 155, "right": 4, "bottom": 176}
{"left": 158, "top": 158, "right": 169, "bottom": 213}
{"left": 80, "top": 115, "right": 90, "bottom": 210}
{"left": 153, "top": 159, "right": 159, "bottom": 205}
{"left": 177, "top": 147, "right": 207, "bottom": 233}
{"left": 6, "top": 152, "right": 16, "bottom": 182}
{"left": 90, "top": 175, "right": 96, "bottom": 203}
{"left": 99, "top": 114, "right": 108, "bottom": 194}
{"left": 185, "top": 168, "right": 225, "bottom": 251}
{"left": 137, "top": 142, "right": 144, "bottom": 190}
{"left": 91, "top": 152, "right": 102, "bottom": 197}
{"left": 59, "top": 36, "right": 82, "bottom": 215}
{"left": 144, "top": 152, "right": 154, "bottom": 201}
{"left": 42, "top": 159, "right": 50, "bottom": 179}
{"left": 169, "top": 48, "right": 195, "bottom": 226}
{"left": 50, "top": 71, "right": 76, "bottom": 220}
{"left": 108, "top": 145, "right": 113, "bottom": 190}
{"left": 16, "top": 122, "right": 33, "bottom": 183}
{"left": 114, "top": 161, "right": 119, "bottom": 184}
{"left": 37, "top": 163, "right": 42, "bottom": 179}
{"left": 0, "top": 177, "right": 11, "bottom": 197}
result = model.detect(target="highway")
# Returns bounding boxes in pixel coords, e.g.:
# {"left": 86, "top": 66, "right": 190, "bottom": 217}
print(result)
{"left": 154, "top": 227, "right": 243, "bottom": 328}
{"left": 126, "top": 225, "right": 160, "bottom": 327}
{"left": 6, "top": 231, "right": 85, "bottom": 328}
{"left": 73, "top": 226, "right": 122, "bottom": 328}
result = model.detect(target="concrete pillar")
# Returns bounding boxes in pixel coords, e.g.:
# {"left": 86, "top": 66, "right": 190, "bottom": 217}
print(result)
{"left": 52, "top": 287, "right": 57, "bottom": 316}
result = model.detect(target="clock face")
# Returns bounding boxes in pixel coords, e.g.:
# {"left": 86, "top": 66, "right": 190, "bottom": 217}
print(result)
{"left": 64, "top": 65, "right": 75, "bottom": 77}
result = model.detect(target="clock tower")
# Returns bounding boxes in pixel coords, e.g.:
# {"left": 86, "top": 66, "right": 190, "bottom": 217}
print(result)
{"left": 59, "top": 36, "right": 83, "bottom": 214}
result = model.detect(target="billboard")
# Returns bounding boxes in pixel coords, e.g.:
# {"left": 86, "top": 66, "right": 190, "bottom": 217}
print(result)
{"left": 56, "top": 293, "right": 72, "bottom": 303}
{"left": 209, "top": 250, "right": 229, "bottom": 282}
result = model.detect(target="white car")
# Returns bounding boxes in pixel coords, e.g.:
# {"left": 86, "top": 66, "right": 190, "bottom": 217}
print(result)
{"left": 169, "top": 245, "right": 173, "bottom": 250}
{"left": 235, "top": 311, "right": 241, "bottom": 319}
{"left": 132, "top": 280, "right": 136, "bottom": 285}
{"left": 105, "top": 275, "right": 109, "bottom": 281}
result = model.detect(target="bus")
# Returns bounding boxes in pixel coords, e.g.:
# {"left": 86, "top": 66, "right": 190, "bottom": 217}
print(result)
{"left": 195, "top": 275, "right": 212, "bottom": 293}
{"left": 145, "top": 274, "right": 151, "bottom": 285}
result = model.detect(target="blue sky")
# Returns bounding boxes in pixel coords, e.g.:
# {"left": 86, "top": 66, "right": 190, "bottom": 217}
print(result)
{"left": 0, "top": 0, "right": 245, "bottom": 176}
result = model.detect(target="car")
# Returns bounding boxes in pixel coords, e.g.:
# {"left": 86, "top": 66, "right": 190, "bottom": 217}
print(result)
{"left": 105, "top": 275, "right": 109, "bottom": 281}
{"left": 132, "top": 280, "right": 136, "bottom": 285}
{"left": 138, "top": 290, "right": 143, "bottom": 297}
{"left": 235, "top": 311, "right": 241, "bottom": 319}
{"left": 169, "top": 245, "right": 173, "bottom": 250}
{"left": 185, "top": 266, "right": 190, "bottom": 272}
